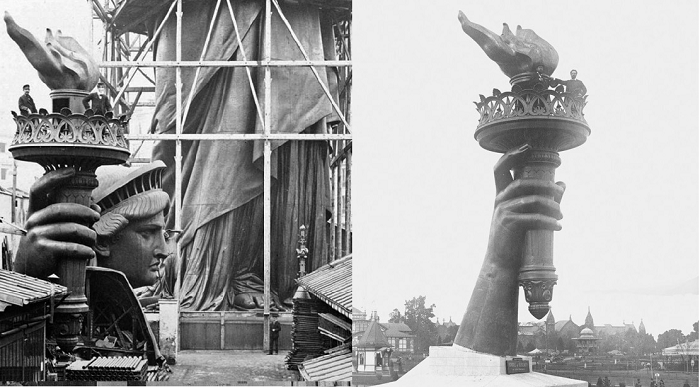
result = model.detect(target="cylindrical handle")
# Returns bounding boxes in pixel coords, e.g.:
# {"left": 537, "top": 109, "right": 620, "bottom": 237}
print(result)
{"left": 514, "top": 149, "right": 560, "bottom": 319}
{"left": 52, "top": 169, "right": 98, "bottom": 352}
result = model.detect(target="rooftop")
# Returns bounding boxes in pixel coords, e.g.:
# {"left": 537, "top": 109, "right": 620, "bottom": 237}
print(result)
{"left": 0, "top": 269, "right": 67, "bottom": 312}
{"left": 297, "top": 255, "right": 351, "bottom": 318}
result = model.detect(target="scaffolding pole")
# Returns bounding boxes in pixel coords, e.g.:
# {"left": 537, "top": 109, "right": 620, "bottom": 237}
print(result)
{"left": 263, "top": 0, "right": 273, "bottom": 354}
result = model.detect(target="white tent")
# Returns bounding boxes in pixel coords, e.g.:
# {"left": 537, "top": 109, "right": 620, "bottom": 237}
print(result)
{"left": 662, "top": 340, "right": 698, "bottom": 356}
{"left": 528, "top": 348, "right": 543, "bottom": 355}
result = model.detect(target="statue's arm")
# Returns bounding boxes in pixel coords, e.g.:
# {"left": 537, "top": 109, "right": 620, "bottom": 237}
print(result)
{"left": 453, "top": 145, "right": 565, "bottom": 356}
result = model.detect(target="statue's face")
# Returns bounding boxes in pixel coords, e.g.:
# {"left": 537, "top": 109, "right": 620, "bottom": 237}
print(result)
{"left": 101, "top": 212, "right": 169, "bottom": 287}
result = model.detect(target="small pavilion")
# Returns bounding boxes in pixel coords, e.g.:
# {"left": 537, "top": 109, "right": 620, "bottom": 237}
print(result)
{"left": 355, "top": 320, "right": 390, "bottom": 372}
{"left": 573, "top": 327, "right": 600, "bottom": 355}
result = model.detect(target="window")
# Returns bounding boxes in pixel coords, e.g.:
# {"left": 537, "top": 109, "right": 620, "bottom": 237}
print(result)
{"left": 398, "top": 338, "right": 407, "bottom": 351}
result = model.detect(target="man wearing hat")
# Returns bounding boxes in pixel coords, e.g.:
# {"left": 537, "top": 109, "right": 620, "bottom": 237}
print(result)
{"left": 82, "top": 82, "right": 113, "bottom": 116}
{"left": 18, "top": 84, "right": 37, "bottom": 116}
{"left": 14, "top": 161, "right": 174, "bottom": 293}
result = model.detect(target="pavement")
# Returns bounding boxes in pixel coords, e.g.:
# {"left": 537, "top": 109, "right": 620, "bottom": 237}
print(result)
{"left": 160, "top": 350, "right": 299, "bottom": 385}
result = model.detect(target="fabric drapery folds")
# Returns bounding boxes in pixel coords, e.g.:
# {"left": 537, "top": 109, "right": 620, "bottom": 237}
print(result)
{"left": 151, "top": 0, "right": 337, "bottom": 310}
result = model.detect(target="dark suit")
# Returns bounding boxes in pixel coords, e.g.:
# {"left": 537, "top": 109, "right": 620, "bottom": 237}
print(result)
{"left": 82, "top": 93, "right": 112, "bottom": 115}
{"left": 18, "top": 94, "right": 37, "bottom": 116}
{"left": 269, "top": 320, "right": 281, "bottom": 354}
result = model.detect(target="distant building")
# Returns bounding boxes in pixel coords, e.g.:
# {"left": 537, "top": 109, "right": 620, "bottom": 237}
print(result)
{"left": 352, "top": 310, "right": 415, "bottom": 354}
{"left": 381, "top": 322, "right": 415, "bottom": 353}
{"left": 584, "top": 306, "right": 595, "bottom": 331}
{"left": 352, "top": 307, "right": 370, "bottom": 334}
{"left": 436, "top": 318, "right": 458, "bottom": 345}
{"left": 573, "top": 327, "right": 600, "bottom": 354}
{"left": 555, "top": 316, "right": 581, "bottom": 341}
{"left": 355, "top": 320, "right": 390, "bottom": 373}
{"left": 518, "top": 321, "right": 545, "bottom": 350}
{"left": 518, "top": 306, "right": 645, "bottom": 357}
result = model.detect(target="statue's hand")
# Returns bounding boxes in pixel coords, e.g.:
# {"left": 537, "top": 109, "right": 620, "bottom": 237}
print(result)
{"left": 487, "top": 145, "right": 565, "bottom": 270}
{"left": 14, "top": 168, "right": 100, "bottom": 278}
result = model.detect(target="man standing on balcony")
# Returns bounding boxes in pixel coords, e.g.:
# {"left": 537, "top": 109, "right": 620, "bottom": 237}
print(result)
{"left": 18, "top": 84, "right": 37, "bottom": 116}
{"left": 554, "top": 69, "right": 587, "bottom": 98}
{"left": 82, "top": 82, "right": 112, "bottom": 115}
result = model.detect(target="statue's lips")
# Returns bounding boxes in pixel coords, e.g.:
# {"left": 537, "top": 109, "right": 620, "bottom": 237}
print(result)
{"left": 149, "top": 261, "right": 163, "bottom": 272}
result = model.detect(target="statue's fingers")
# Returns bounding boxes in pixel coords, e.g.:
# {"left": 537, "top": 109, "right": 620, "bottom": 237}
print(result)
{"left": 554, "top": 181, "right": 566, "bottom": 204}
{"left": 493, "top": 144, "right": 530, "bottom": 193}
{"left": 501, "top": 195, "right": 562, "bottom": 221}
{"left": 508, "top": 213, "right": 562, "bottom": 232}
{"left": 31, "top": 223, "right": 97, "bottom": 247}
{"left": 496, "top": 178, "right": 564, "bottom": 205}
{"left": 26, "top": 203, "right": 100, "bottom": 229}
{"left": 27, "top": 168, "right": 76, "bottom": 214}
{"left": 40, "top": 240, "right": 96, "bottom": 261}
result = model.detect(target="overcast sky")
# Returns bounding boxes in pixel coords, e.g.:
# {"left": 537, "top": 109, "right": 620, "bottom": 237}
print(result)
{"left": 0, "top": 0, "right": 697, "bottom": 340}
{"left": 353, "top": 0, "right": 698, "bottom": 339}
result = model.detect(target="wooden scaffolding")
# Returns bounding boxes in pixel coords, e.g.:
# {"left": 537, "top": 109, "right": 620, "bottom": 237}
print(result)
{"left": 89, "top": 0, "right": 352, "bottom": 350}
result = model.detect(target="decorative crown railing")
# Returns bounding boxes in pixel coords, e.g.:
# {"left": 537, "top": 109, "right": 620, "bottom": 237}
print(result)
{"left": 11, "top": 109, "right": 129, "bottom": 150}
{"left": 474, "top": 89, "right": 588, "bottom": 129}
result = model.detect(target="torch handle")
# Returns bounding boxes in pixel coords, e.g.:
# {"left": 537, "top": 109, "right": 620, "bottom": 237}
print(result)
{"left": 51, "top": 169, "right": 99, "bottom": 352}
{"left": 514, "top": 149, "right": 560, "bottom": 319}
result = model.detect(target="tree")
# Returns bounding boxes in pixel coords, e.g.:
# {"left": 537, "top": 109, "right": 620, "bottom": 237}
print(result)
{"left": 389, "top": 308, "right": 405, "bottom": 323}
{"left": 444, "top": 325, "right": 459, "bottom": 344}
{"left": 557, "top": 337, "right": 565, "bottom": 352}
{"left": 637, "top": 332, "right": 657, "bottom": 355}
{"left": 657, "top": 329, "right": 685, "bottom": 351}
{"left": 402, "top": 296, "right": 438, "bottom": 354}
{"left": 688, "top": 321, "right": 699, "bottom": 342}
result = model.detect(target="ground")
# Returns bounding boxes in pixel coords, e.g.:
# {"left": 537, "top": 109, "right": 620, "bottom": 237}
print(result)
{"left": 352, "top": 367, "right": 698, "bottom": 387}
{"left": 162, "top": 350, "right": 298, "bottom": 385}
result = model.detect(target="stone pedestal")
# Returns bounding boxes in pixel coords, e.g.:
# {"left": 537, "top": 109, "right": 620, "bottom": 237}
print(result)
{"left": 384, "top": 345, "right": 586, "bottom": 387}
{"left": 158, "top": 299, "right": 179, "bottom": 364}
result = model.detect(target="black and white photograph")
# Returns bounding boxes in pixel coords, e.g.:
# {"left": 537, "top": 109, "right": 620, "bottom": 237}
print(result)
{"left": 0, "top": 0, "right": 351, "bottom": 384}
{"left": 352, "top": 1, "right": 697, "bottom": 386}
{"left": 0, "top": 0, "right": 697, "bottom": 386}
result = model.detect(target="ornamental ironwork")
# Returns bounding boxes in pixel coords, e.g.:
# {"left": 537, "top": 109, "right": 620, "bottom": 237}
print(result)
{"left": 474, "top": 89, "right": 587, "bottom": 129}
{"left": 11, "top": 110, "right": 128, "bottom": 149}
{"left": 10, "top": 109, "right": 129, "bottom": 171}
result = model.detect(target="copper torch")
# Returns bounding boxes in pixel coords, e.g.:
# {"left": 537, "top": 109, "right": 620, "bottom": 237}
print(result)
{"left": 9, "top": 97, "right": 130, "bottom": 352}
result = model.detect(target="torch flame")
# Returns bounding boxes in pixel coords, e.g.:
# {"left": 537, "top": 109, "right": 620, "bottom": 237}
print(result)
{"left": 4, "top": 11, "right": 99, "bottom": 91}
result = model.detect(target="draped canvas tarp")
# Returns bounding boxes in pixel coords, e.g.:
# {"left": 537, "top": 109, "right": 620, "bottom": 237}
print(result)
{"left": 150, "top": 0, "right": 337, "bottom": 310}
